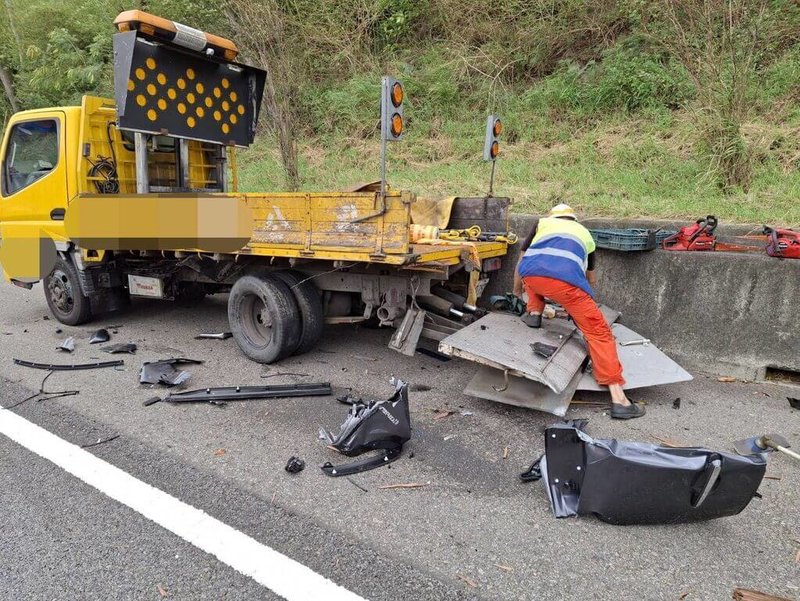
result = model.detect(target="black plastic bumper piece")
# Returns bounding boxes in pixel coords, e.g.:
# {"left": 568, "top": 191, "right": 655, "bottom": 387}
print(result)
{"left": 321, "top": 446, "right": 403, "bottom": 477}
{"left": 534, "top": 421, "right": 767, "bottom": 525}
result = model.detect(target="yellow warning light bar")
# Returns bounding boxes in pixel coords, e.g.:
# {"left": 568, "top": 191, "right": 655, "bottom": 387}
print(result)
{"left": 114, "top": 10, "right": 239, "bottom": 61}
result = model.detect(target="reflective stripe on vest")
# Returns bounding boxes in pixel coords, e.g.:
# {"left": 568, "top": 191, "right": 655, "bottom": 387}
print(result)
{"left": 518, "top": 217, "right": 596, "bottom": 296}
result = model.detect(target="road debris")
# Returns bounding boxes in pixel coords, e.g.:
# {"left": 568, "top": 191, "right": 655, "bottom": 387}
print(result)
{"left": 213, "top": 449, "right": 227, "bottom": 457}
{"left": 619, "top": 338, "right": 650, "bottom": 347}
{"left": 651, "top": 435, "right": 689, "bottom": 448}
{"left": 56, "top": 337, "right": 75, "bottom": 353}
{"left": 525, "top": 420, "right": 766, "bottom": 524}
{"left": 285, "top": 456, "right": 306, "bottom": 473}
{"left": 672, "top": 397, "right": 681, "bottom": 409}
{"left": 14, "top": 358, "right": 124, "bottom": 371}
{"left": 503, "top": 446, "right": 509, "bottom": 460}
{"left": 139, "top": 358, "right": 203, "bottom": 386}
{"left": 456, "top": 574, "right": 478, "bottom": 588}
{"left": 433, "top": 408, "right": 456, "bottom": 420}
{"left": 732, "top": 588, "right": 794, "bottom": 601}
{"left": 194, "top": 332, "right": 232, "bottom": 340}
{"left": 88, "top": 328, "right": 110, "bottom": 344}
{"left": 260, "top": 372, "right": 310, "bottom": 379}
{"left": 156, "top": 584, "right": 169, "bottom": 598}
{"left": 4, "top": 370, "right": 80, "bottom": 409}
{"left": 718, "top": 376, "right": 737, "bottom": 382}
{"left": 80, "top": 434, "right": 120, "bottom": 449}
{"left": 788, "top": 397, "right": 800, "bottom": 410}
{"left": 494, "top": 564, "right": 513, "bottom": 573}
{"left": 378, "top": 482, "right": 429, "bottom": 490}
{"left": 346, "top": 477, "right": 368, "bottom": 493}
{"left": 763, "top": 475, "right": 782, "bottom": 480}
{"left": 320, "top": 379, "right": 411, "bottom": 477}
{"left": 160, "top": 383, "right": 332, "bottom": 404}
{"left": 101, "top": 343, "right": 137, "bottom": 354}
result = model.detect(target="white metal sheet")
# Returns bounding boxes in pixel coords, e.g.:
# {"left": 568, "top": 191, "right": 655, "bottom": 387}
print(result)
{"left": 464, "top": 365, "right": 583, "bottom": 416}
{"left": 577, "top": 323, "right": 693, "bottom": 391}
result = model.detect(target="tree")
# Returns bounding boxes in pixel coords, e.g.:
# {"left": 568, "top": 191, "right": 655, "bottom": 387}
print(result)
{"left": 225, "top": 0, "right": 301, "bottom": 190}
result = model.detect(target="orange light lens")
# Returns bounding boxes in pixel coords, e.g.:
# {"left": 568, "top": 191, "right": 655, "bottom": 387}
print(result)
{"left": 493, "top": 119, "right": 503, "bottom": 136}
{"left": 490, "top": 141, "right": 500, "bottom": 158}
{"left": 391, "top": 82, "right": 403, "bottom": 107}
{"left": 391, "top": 113, "right": 403, "bottom": 137}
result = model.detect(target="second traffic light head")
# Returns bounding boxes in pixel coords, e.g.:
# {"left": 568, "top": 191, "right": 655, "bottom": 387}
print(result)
{"left": 382, "top": 76, "right": 404, "bottom": 141}
{"left": 483, "top": 114, "right": 502, "bottom": 161}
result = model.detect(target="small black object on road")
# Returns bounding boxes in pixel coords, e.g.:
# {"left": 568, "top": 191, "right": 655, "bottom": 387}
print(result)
{"left": 285, "top": 456, "right": 306, "bottom": 474}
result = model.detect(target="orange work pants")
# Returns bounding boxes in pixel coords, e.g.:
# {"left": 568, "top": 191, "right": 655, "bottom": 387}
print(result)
{"left": 522, "top": 275, "right": 625, "bottom": 386}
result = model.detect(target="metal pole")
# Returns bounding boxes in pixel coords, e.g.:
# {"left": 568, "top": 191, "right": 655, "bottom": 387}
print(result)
{"left": 218, "top": 145, "right": 228, "bottom": 192}
{"left": 380, "top": 133, "right": 387, "bottom": 199}
{"left": 488, "top": 159, "right": 496, "bottom": 197}
{"left": 134, "top": 132, "right": 149, "bottom": 194}
{"left": 178, "top": 139, "right": 190, "bottom": 189}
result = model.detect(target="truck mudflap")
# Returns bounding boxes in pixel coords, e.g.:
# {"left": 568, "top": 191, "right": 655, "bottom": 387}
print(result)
{"left": 524, "top": 421, "right": 766, "bottom": 525}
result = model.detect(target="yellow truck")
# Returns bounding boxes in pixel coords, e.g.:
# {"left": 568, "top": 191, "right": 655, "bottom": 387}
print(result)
{"left": 0, "top": 11, "right": 510, "bottom": 363}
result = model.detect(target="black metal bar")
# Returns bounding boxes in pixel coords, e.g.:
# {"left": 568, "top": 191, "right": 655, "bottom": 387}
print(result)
{"left": 163, "top": 383, "right": 332, "bottom": 403}
{"left": 13, "top": 359, "right": 124, "bottom": 371}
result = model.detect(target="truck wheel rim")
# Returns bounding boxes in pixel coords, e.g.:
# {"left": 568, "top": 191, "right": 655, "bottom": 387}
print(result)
{"left": 48, "top": 269, "right": 75, "bottom": 314}
{"left": 241, "top": 294, "right": 272, "bottom": 347}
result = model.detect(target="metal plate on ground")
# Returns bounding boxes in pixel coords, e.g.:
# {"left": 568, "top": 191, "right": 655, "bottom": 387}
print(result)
{"left": 439, "top": 307, "right": 619, "bottom": 393}
{"left": 577, "top": 323, "right": 693, "bottom": 391}
{"left": 464, "top": 365, "right": 584, "bottom": 416}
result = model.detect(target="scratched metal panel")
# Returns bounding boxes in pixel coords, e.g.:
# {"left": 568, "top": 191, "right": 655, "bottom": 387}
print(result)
{"left": 577, "top": 323, "right": 693, "bottom": 391}
{"left": 464, "top": 365, "right": 583, "bottom": 416}
{"left": 447, "top": 197, "right": 510, "bottom": 233}
{"left": 439, "top": 307, "right": 619, "bottom": 393}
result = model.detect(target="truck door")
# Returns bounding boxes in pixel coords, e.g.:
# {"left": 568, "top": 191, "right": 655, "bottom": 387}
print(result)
{"left": 0, "top": 112, "right": 68, "bottom": 224}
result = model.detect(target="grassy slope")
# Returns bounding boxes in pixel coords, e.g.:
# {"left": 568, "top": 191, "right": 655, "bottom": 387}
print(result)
{"left": 237, "top": 110, "right": 800, "bottom": 226}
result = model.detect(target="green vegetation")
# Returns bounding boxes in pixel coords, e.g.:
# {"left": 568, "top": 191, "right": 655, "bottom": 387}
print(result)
{"left": 2, "top": 0, "right": 798, "bottom": 225}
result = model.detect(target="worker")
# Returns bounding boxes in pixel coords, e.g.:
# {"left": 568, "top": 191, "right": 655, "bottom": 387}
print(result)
{"left": 512, "top": 203, "right": 645, "bottom": 419}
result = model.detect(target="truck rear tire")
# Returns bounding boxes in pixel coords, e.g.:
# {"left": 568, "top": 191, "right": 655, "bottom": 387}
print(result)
{"left": 228, "top": 274, "right": 301, "bottom": 363}
{"left": 272, "top": 270, "right": 324, "bottom": 355}
{"left": 44, "top": 256, "right": 92, "bottom": 326}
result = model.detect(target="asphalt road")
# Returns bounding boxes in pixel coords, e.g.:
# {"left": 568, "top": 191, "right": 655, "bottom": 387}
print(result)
{"left": 0, "top": 283, "right": 798, "bottom": 600}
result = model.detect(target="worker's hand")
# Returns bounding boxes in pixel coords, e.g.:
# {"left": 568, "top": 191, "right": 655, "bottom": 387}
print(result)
{"left": 587, "top": 270, "right": 597, "bottom": 287}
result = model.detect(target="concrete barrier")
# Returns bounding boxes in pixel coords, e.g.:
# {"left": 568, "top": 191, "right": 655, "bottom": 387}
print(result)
{"left": 486, "top": 215, "right": 800, "bottom": 380}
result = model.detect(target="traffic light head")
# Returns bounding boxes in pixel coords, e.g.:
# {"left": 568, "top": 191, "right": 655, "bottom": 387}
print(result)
{"left": 382, "top": 77, "right": 404, "bottom": 141}
{"left": 483, "top": 114, "right": 502, "bottom": 161}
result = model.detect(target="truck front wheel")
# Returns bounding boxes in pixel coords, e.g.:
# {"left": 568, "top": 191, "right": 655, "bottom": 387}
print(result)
{"left": 228, "top": 274, "right": 301, "bottom": 363}
{"left": 44, "top": 256, "right": 92, "bottom": 325}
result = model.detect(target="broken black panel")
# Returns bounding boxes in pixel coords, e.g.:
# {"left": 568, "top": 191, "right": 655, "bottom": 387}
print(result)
{"left": 319, "top": 379, "right": 411, "bottom": 477}
{"left": 88, "top": 328, "right": 111, "bottom": 344}
{"left": 533, "top": 421, "right": 766, "bottom": 525}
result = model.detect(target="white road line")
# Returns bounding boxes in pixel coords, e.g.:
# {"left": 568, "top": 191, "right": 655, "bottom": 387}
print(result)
{"left": 0, "top": 407, "right": 368, "bottom": 601}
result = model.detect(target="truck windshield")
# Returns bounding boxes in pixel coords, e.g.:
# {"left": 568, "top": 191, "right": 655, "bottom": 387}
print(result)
{"left": 2, "top": 119, "right": 58, "bottom": 196}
